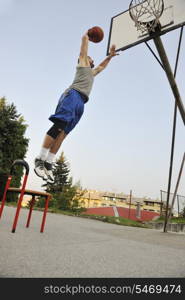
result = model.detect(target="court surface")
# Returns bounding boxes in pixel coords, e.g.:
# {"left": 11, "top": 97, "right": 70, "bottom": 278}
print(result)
{"left": 0, "top": 206, "right": 185, "bottom": 278}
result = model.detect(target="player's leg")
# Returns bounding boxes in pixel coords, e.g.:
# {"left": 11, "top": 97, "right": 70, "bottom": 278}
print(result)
{"left": 34, "top": 124, "right": 66, "bottom": 180}
{"left": 34, "top": 90, "right": 84, "bottom": 182}
{"left": 49, "top": 130, "right": 67, "bottom": 154}
{"left": 44, "top": 130, "right": 67, "bottom": 183}
{"left": 43, "top": 91, "right": 84, "bottom": 183}
{"left": 42, "top": 134, "right": 56, "bottom": 149}
{"left": 34, "top": 136, "right": 50, "bottom": 180}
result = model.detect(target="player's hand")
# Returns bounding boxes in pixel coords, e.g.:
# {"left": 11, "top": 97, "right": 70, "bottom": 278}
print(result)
{"left": 109, "top": 44, "right": 119, "bottom": 57}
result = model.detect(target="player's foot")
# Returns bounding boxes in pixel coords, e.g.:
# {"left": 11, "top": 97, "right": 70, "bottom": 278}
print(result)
{"left": 44, "top": 161, "right": 54, "bottom": 184}
{"left": 34, "top": 158, "right": 47, "bottom": 180}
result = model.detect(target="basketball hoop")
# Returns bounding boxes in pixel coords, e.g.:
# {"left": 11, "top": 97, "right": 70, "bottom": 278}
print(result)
{"left": 129, "top": 0, "right": 164, "bottom": 34}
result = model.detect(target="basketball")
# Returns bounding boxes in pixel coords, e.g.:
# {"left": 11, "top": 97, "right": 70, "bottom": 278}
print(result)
{"left": 88, "top": 26, "right": 104, "bottom": 43}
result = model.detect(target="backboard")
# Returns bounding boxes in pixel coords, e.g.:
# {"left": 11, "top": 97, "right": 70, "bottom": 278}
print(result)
{"left": 107, "top": 0, "right": 185, "bottom": 54}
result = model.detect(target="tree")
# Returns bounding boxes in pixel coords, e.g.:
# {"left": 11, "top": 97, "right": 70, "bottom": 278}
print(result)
{"left": 70, "top": 181, "right": 86, "bottom": 211}
{"left": 0, "top": 98, "right": 29, "bottom": 201}
{"left": 45, "top": 152, "right": 74, "bottom": 210}
{"left": 39, "top": 152, "right": 85, "bottom": 210}
{"left": 45, "top": 152, "right": 70, "bottom": 194}
{"left": 180, "top": 204, "right": 185, "bottom": 218}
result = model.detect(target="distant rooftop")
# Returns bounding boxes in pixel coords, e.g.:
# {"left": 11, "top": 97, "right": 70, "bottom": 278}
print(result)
{"left": 82, "top": 189, "right": 160, "bottom": 203}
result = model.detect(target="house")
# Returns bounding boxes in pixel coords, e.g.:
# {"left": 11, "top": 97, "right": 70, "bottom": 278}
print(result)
{"left": 77, "top": 190, "right": 162, "bottom": 214}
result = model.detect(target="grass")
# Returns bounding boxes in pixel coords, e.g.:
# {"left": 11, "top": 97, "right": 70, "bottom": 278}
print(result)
{"left": 3, "top": 202, "right": 150, "bottom": 229}
{"left": 153, "top": 216, "right": 185, "bottom": 224}
{"left": 82, "top": 214, "right": 151, "bottom": 228}
{"left": 4, "top": 202, "right": 185, "bottom": 228}
{"left": 38, "top": 207, "right": 150, "bottom": 228}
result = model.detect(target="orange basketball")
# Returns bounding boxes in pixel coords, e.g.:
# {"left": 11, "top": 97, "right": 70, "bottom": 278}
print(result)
{"left": 88, "top": 26, "right": 104, "bottom": 43}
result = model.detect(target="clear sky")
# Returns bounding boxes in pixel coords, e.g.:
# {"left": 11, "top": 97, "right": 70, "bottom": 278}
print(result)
{"left": 0, "top": 0, "right": 184, "bottom": 200}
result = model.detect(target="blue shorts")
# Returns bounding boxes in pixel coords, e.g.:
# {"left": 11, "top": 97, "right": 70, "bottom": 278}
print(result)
{"left": 49, "top": 89, "right": 85, "bottom": 134}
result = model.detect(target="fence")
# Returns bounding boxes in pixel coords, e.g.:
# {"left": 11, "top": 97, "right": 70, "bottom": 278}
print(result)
{"left": 160, "top": 190, "right": 185, "bottom": 217}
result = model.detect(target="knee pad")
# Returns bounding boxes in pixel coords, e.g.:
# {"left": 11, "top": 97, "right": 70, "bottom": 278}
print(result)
{"left": 47, "top": 124, "right": 63, "bottom": 139}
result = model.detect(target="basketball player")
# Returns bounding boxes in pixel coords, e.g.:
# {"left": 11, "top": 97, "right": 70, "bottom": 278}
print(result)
{"left": 34, "top": 32, "right": 117, "bottom": 183}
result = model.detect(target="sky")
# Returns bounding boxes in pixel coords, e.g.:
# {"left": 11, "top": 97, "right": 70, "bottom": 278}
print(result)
{"left": 0, "top": 0, "right": 184, "bottom": 200}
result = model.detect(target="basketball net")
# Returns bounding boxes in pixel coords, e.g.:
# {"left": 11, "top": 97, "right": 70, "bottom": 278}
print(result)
{"left": 129, "top": 0, "right": 164, "bottom": 34}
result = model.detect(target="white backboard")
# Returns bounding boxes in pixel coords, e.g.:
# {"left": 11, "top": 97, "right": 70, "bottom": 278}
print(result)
{"left": 107, "top": 0, "right": 185, "bottom": 54}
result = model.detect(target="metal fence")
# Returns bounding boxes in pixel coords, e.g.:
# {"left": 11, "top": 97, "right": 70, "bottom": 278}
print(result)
{"left": 160, "top": 190, "right": 185, "bottom": 217}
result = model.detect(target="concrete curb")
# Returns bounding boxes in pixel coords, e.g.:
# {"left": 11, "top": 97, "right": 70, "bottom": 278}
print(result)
{"left": 149, "top": 222, "right": 185, "bottom": 233}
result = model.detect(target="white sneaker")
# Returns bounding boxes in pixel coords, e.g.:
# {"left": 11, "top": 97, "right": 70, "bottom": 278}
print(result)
{"left": 44, "top": 161, "right": 55, "bottom": 184}
{"left": 34, "top": 158, "right": 47, "bottom": 180}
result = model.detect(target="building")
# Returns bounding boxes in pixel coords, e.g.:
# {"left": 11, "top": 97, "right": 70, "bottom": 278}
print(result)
{"left": 77, "top": 190, "right": 162, "bottom": 213}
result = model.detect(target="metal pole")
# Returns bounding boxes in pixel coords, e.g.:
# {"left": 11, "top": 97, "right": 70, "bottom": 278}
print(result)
{"left": 12, "top": 173, "right": 29, "bottom": 233}
{"left": 167, "top": 152, "right": 185, "bottom": 225}
{"left": 153, "top": 28, "right": 184, "bottom": 232}
{"left": 145, "top": 41, "right": 164, "bottom": 70}
{"left": 40, "top": 195, "right": 51, "bottom": 233}
{"left": 128, "top": 190, "right": 132, "bottom": 219}
{"left": 164, "top": 27, "right": 184, "bottom": 232}
{"left": 177, "top": 195, "right": 180, "bottom": 217}
{"left": 0, "top": 175, "right": 12, "bottom": 218}
{"left": 152, "top": 33, "right": 185, "bottom": 232}
{"left": 153, "top": 36, "right": 185, "bottom": 125}
{"left": 160, "top": 190, "right": 163, "bottom": 217}
{"left": 26, "top": 195, "right": 36, "bottom": 228}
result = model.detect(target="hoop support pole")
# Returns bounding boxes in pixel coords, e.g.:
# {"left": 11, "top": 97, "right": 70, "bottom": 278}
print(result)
{"left": 164, "top": 152, "right": 185, "bottom": 231}
{"left": 128, "top": 190, "right": 132, "bottom": 219}
{"left": 153, "top": 36, "right": 185, "bottom": 125}
{"left": 163, "top": 27, "right": 184, "bottom": 233}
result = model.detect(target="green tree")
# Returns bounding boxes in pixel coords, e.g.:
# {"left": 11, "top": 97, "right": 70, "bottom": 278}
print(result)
{"left": 70, "top": 181, "right": 86, "bottom": 211}
{"left": 45, "top": 152, "right": 70, "bottom": 194}
{"left": 38, "top": 152, "right": 85, "bottom": 210}
{"left": 180, "top": 204, "right": 185, "bottom": 218}
{"left": 0, "top": 98, "right": 29, "bottom": 201}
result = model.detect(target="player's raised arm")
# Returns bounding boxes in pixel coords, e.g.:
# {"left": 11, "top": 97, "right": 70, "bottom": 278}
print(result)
{"left": 79, "top": 33, "right": 89, "bottom": 58}
{"left": 92, "top": 45, "right": 118, "bottom": 76}
{"left": 78, "top": 32, "right": 91, "bottom": 67}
